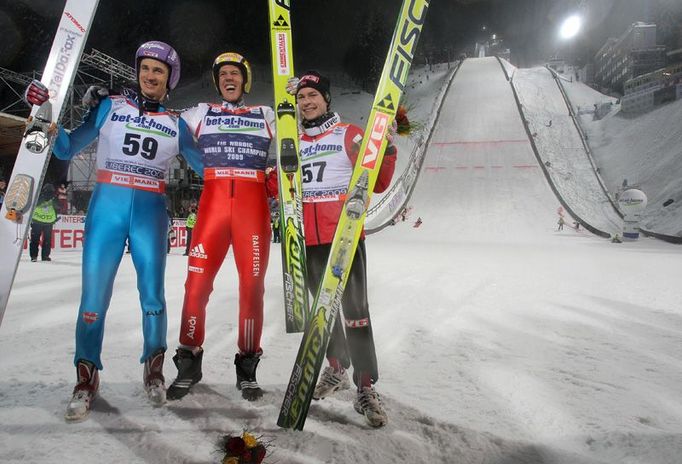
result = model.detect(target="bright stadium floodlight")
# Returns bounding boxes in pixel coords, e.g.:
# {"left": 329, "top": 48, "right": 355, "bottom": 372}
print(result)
{"left": 559, "top": 15, "right": 582, "bottom": 40}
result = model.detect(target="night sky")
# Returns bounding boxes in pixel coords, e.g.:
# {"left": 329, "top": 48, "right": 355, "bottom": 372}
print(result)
{"left": 2, "top": 0, "right": 678, "bottom": 82}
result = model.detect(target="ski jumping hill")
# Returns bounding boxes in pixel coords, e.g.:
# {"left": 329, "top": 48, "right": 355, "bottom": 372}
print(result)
{"left": 388, "top": 57, "right": 561, "bottom": 241}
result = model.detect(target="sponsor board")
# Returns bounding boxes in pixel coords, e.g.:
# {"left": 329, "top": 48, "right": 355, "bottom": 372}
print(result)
{"left": 23, "top": 216, "right": 190, "bottom": 251}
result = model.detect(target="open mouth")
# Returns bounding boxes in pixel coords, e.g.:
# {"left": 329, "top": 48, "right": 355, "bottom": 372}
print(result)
{"left": 224, "top": 84, "right": 237, "bottom": 92}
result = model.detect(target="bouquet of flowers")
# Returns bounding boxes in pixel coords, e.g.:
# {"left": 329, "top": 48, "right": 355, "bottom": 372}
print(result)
{"left": 395, "top": 97, "right": 426, "bottom": 139}
{"left": 217, "top": 431, "right": 267, "bottom": 464}
{"left": 395, "top": 104, "right": 412, "bottom": 136}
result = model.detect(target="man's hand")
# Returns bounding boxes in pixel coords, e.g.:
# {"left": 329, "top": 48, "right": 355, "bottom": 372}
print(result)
{"left": 24, "top": 79, "right": 49, "bottom": 107}
{"left": 385, "top": 119, "right": 398, "bottom": 144}
{"left": 285, "top": 77, "right": 300, "bottom": 96}
{"left": 82, "top": 85, "right": 109, "bottom": 108}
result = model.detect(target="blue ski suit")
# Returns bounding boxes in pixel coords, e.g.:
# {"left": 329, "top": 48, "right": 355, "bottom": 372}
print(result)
{"left": 53, "top": 92, "right": 203, "bottom": 370}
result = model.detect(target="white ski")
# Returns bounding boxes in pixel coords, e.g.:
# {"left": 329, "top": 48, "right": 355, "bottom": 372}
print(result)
{"left": 0, "top": 0, "right": 100, "bottom": 326}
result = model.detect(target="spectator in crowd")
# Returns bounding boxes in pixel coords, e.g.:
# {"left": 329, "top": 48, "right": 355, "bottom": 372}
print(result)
{"left": 0, "top": 177, "right": 6, "bottom": 208}
{"left": 30, "top": 184, "right": 59, "bottom": 262}
{"left": 57, "top": 183, "right": 69, "bottom": 214}
{"left": 183, "top": 203, "right": 197, "bottom": 256}
{"left": 167, "top": 209, "right": 175, "bottom": 254}
{"left": 272, "top": 212, "right": 280, "bottom": 243}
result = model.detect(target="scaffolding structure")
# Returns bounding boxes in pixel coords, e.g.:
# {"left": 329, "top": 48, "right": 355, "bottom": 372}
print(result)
{"left": 0, "top": 48, "right": 135, "bottom": 203}
{"left": 0, "top": 48, "right": 135, "bottom": 126}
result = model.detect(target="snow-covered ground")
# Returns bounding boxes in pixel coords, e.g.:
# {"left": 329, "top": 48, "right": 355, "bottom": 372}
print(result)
{"left": 2, "top": 57, "right": 682, "bottom": 464}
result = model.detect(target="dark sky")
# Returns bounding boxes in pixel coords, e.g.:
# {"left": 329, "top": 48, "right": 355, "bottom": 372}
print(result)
{"left": 0, "top": 0, "right": 679, "bottom": 79}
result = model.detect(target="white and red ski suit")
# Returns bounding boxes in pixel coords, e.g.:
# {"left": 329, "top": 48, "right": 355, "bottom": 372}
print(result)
{"left": 178, "top": 102, "right": 276, "bottom": 354}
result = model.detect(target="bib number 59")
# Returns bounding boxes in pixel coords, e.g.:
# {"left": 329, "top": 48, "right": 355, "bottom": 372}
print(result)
{"left": 122, "top": 133, "right": 158, "bottom": 160}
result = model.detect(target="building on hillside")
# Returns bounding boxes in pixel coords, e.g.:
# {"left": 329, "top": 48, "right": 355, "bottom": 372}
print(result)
{"left": 621, "top": 62, "right": 682, "bottom": 113}
{"left": 667, "top": 48, "right": 682, "bottom": 65}
{"left": 593, "top": 22, "right": 666, "bottom": 94}
{"left": 548, "top": 57, "right": 565, "bottom": 74}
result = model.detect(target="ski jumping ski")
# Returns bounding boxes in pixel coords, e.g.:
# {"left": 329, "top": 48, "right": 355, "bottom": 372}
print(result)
{"left": 0, "top": 0, "right": 100, "bottom": 327}
{"left": 278, "top": 0, "right": 431, "bottom": 430}
{"left": 268, "top": 0, "right": 310, "bottom": 333}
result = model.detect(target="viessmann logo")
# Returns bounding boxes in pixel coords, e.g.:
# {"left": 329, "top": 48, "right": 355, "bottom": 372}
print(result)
{"left": 361, "top": 112, "right": 389, "bottom": 169}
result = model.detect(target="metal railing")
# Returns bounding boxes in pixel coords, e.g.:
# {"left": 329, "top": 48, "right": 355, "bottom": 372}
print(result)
{"left": 366, "top": 60, "right": 463, "bottom": 233}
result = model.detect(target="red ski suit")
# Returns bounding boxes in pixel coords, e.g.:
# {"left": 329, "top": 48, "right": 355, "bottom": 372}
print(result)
{"left": 179, "top": 102, "right": 275, "bottom": 353}
{"left": 299, "top": 118, "right": 396, "bottom": 246}
{"left": 297, "top": 113, "right": 397, "bottom": 385}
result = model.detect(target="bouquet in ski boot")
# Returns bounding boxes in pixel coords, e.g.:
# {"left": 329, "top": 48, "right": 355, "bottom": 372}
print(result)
{"left": 217, "top": 431, "right": 267, "bottom": 464}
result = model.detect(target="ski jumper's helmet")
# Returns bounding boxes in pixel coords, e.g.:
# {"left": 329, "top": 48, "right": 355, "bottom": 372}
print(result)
{"left": 135, "top": 41, "right": 181, "bottom": 90}
{"left": 212, "top": 52, "right": 252, "bottom": 95}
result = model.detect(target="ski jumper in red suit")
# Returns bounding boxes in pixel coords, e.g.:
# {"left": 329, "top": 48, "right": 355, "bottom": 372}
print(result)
{"left": 299, "top": 112, "right": 396, "bottom": 386}
{"left": 179, "top": 101, "right": 274, "bottom": 354}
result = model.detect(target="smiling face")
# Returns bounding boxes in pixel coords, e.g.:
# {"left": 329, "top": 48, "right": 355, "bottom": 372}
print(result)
{"left": 296, "top": 87, "right": 328, "bottom": 121}
{"left": 138, "top": 58, "right": 170, "bottom": 101}
{"left": 218, "top": 64, "right": 244, "bottom": 103}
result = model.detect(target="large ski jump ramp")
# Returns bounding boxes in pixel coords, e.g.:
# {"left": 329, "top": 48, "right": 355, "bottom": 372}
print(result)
{"left": 396, "top": 57, "right": 561, "bottom": 242}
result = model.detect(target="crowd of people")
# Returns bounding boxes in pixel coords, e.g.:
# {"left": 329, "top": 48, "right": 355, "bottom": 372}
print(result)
{"left": 23, "top": 39, "right": 399, "bottom": 428}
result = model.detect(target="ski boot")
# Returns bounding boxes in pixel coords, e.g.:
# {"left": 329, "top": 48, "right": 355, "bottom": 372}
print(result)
{"left": 167, "top": 347, "right": 203, "bottom": 400}
{"left": 354, "top": 386, "right": 388, "bottom": 428}
{"left": 65, "top": 360, "right": 99, "bottom": 422}
{"left": 313, "top": 366, "right": 351, "bottom": 400}
{"left": 234, "top": 352, "right": 263, "bottom": 401}
{"left": 143, "top": 349, "right": 166, "bottom": 406}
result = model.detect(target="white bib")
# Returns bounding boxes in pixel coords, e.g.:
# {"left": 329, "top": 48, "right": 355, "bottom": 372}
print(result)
{"left": 300, "top": 124, "right": 353, "bottom": 203}
{"left": 96, "top": 96, "right": 180, "bottom": 182}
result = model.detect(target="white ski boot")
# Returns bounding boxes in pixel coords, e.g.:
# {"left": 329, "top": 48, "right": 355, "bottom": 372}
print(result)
{"left": 144, "top": 349, "right": 166, "bottom": 406}
{"left": 313, "top": 366, "right": 351, "bottom": 400}
{"left": 65, "top": 360, "right": 99, "bottom": 422}
{"left": 354, "top": 386, "right": 388, "bottom": 428}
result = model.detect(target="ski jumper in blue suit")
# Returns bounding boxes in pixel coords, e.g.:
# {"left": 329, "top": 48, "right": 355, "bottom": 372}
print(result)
{"left": 53, "top": 92, "right": 203, "bottom": 370}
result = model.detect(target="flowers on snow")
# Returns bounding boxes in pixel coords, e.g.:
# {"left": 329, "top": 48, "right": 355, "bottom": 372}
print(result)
{"left": 218, "top": 431, "right": 267, "bottom": 464}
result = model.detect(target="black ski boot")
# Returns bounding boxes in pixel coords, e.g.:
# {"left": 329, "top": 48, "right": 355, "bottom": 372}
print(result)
{"left": 234, "top": 352, "right": 263, "bottom": 401}
{"left": 167, "top": 347, "right": 203, "bottom": 400}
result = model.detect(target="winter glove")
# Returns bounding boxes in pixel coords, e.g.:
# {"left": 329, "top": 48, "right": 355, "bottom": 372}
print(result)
{"left": 24, "top": 79, "right": 49, "bottom": 107}
{"left": 385, "top": 118, "right": 398, "bottom": 145}
{"left": 285, "top": 77, "right": 300, "bottom": 96}
{"left": 265, "top": 167, "right": 279, "bottom": 199}
{"left": 82, "top": 85, "right": 109, "bottom": 108}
